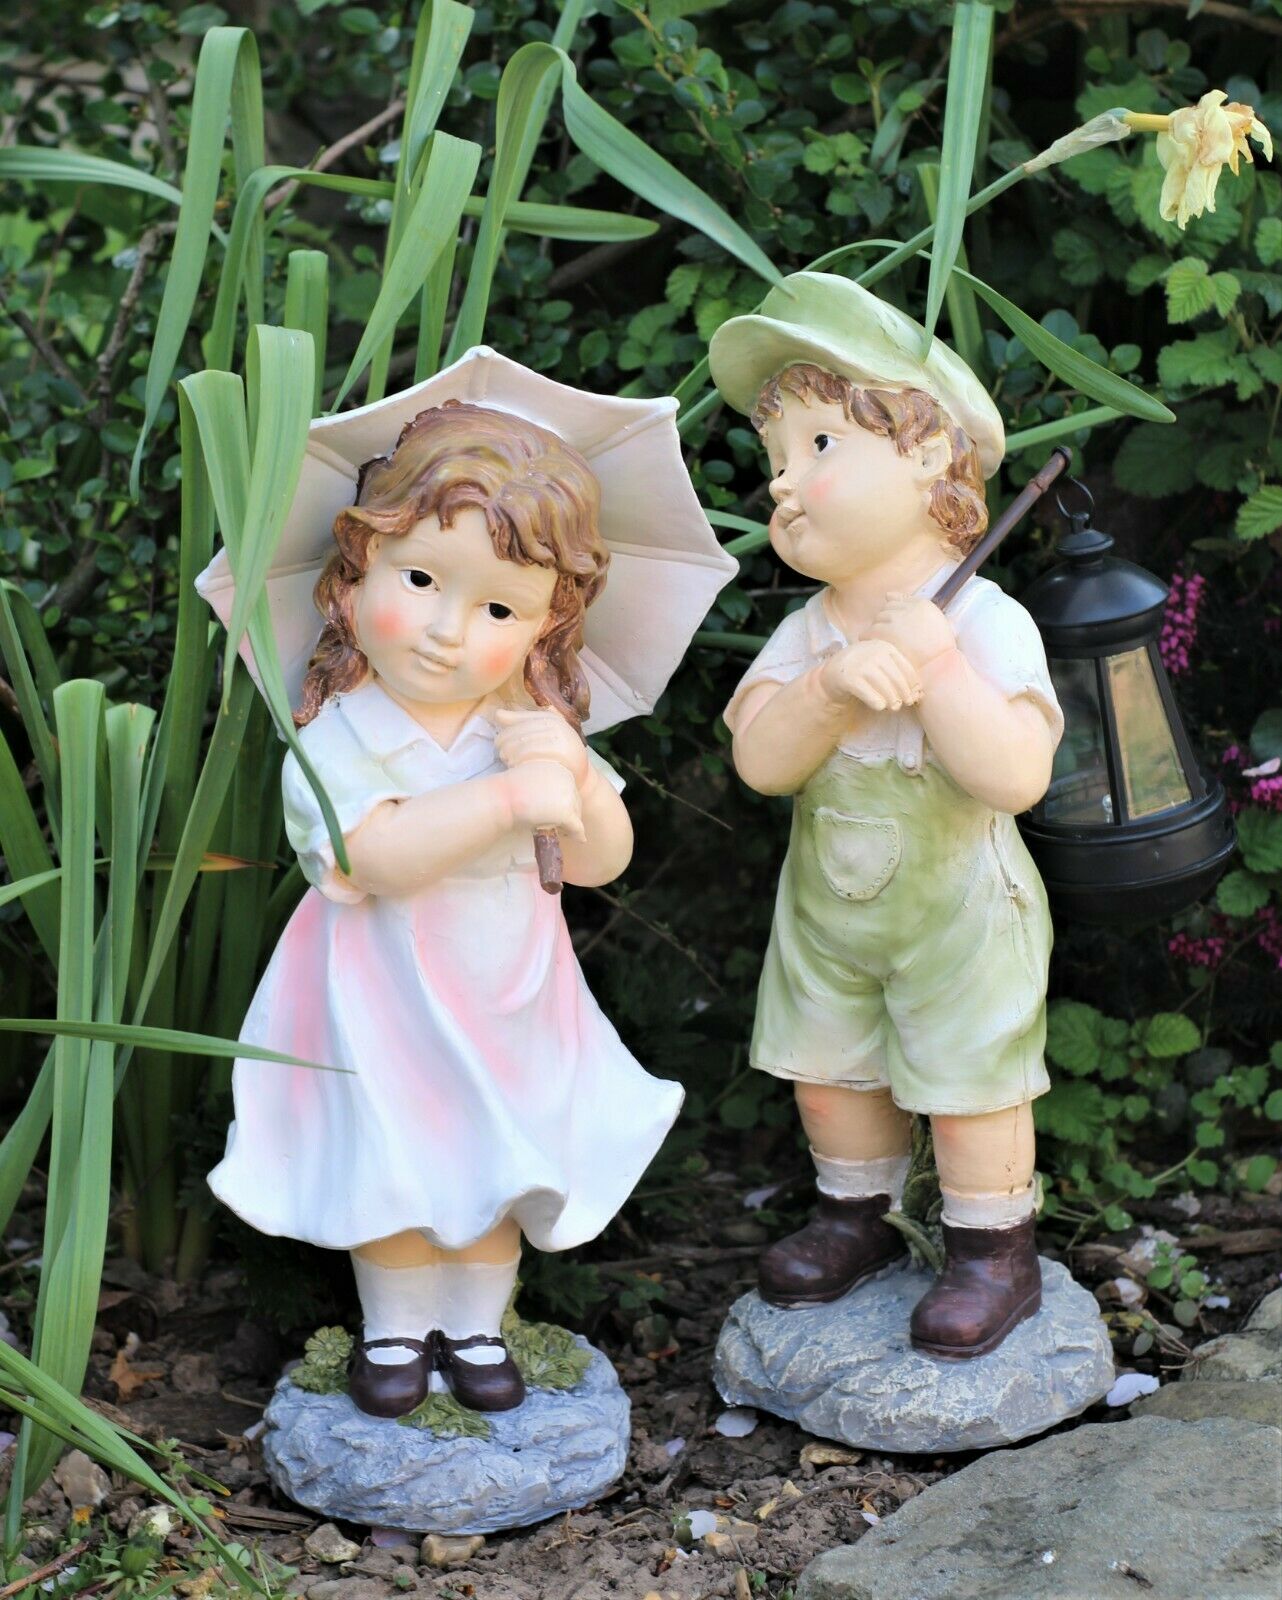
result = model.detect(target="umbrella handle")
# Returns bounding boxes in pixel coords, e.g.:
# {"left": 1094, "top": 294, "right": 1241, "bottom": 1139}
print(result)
{"left": 932, "top": 448, "right": 1071, "bottom": 610}
{"left": 534, "top": 828, "right": 564, "bottom": 895}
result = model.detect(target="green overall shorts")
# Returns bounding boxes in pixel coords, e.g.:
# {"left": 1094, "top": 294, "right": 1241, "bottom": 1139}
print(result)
{"left": 750, "top": 748, "right": 1053, "bottom": 1115}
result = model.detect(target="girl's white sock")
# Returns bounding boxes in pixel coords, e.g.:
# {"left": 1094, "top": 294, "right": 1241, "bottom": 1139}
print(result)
{"left": 350, "top": 1255, "right": 437, "bottom": 1366}
{"left": 433, "top": 1257, "right": 521, "bottom": 1366}
{"left": 940, "top": 1182, "right": 1037, "bottom": 1230}
{"left": 812, "top": 1147, "right": 910, "bottom": 1209}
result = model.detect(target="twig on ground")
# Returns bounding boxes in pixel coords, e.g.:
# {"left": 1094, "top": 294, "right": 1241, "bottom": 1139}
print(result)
{"left": 0, "top": 1537, "right": 92, "bottom": 1599}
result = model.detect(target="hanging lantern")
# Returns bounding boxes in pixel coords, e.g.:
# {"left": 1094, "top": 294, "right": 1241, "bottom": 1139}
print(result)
{"left": 1018, "top": 482, "right": 1235, "bottom": 925}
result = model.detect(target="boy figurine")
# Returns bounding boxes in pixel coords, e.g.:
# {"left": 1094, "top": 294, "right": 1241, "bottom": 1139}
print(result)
{"left": 709, "top": 272, "right": 1064, "bottom": 1360}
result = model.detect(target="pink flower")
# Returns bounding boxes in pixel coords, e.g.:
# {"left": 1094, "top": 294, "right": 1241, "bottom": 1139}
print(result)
{"left": 1159, "top": 569, "right": 1206, "bottom": 677}
{"left": 1249, "top": 775, "right": 1282, "bottom": 812}
{"left": 1256, "top": 908, "right": 1282, "bottom": 970}
{"left": 1168, "top": 930, "right": 1228, "bottom": 969}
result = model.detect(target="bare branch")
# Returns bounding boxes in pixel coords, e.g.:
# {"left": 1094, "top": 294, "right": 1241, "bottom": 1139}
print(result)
{"left": 266, "top": 96, "right": 407, "bottom": 211}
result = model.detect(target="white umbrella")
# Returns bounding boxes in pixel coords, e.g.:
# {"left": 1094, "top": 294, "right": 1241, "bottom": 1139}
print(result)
{"left": 195, "top": 345, "right": 738, "bottom": 736}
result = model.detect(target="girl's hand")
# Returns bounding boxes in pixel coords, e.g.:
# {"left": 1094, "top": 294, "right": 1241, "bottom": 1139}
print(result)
{"left": 869, "top": 593, "right": 957, "bottom": 673}
{"left": 819, "top": 639, "right": 922, "bottom": 712}
{"left": 504, "top": 759, "right": 587, "bottom": 842}
{"left": 494, "top": 707, "right": 591, "bottom": 788}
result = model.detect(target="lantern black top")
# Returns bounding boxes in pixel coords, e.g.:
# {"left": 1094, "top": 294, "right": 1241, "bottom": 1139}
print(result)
{"left": 1021, "top": 501, "right": 1168, "bottom": 656}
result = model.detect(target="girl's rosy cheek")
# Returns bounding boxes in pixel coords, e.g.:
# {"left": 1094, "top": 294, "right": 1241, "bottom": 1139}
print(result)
{"left": 365, "top": 604, "right": 415, "bottom": 641}
{"left": 480, "top": 640, "right": 523, "bottom": 680}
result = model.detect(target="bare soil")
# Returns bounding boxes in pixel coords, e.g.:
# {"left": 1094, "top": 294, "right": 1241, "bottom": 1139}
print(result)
{"left": 5, "top": 1179, "right": 1280, "bottom": 1599}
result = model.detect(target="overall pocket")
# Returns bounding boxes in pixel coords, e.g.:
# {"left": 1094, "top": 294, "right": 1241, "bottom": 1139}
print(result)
{"left": 811, "top": 808, "right": 903, "bottom": 901}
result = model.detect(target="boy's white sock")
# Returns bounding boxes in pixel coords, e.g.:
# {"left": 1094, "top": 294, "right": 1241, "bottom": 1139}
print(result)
{"left": 434, "top": 1257, "right": 521, "bottom": 1366}
{"left": 940, "top": 1182, "right": 1037, "bottom": 1230}
{"left": 350, "top": 1255, "right": 437, "bottom": 1366}
{"left": 812, "top": 1147, "right": 910, "bottom": 1210}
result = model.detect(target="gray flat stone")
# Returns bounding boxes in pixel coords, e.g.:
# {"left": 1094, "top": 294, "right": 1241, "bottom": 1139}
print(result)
{"left": 1182, "top": 1287, "right": 1282, "bottom": 1384}
{"left": 714, "top": 1258, "right": 1113, "bottom": 1453}
{"left": 263, "top": 1340, "right": 628, "bottom": 1535}
{"left": 1132, "top": 1379, "right": 1282, "bottom": 1427}
{"left": 797, "top": 1415, "right": 1282, "bottom": 1600}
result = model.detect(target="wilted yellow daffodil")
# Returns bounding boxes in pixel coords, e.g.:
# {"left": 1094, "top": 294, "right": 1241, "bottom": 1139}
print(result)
{"left": 1125, "top": 90, "right": 1273, "bottom": 229}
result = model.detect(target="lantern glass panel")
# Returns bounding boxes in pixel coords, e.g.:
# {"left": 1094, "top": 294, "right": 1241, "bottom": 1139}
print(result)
{"left": 1043, "top": 657, "right": 1113, "bottom": 825}
{"left": 1103, "top": 647, "right": 1192, "bottom": 819}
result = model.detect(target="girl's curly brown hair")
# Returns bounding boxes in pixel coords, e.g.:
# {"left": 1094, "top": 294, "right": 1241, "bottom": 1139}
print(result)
{"left": 296, "top": 400, "right": 610, "bottom": 730}
{"left": 751, "top": 363, "right": 989, "bottom": 555}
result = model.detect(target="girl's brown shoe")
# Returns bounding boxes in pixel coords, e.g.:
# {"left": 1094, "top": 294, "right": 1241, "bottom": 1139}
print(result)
{"left": 434, "top": 1333, "right": 527, "bottom": 1412}
{"left": 348, "top": 1337, "right": 432, "bottom": 1418}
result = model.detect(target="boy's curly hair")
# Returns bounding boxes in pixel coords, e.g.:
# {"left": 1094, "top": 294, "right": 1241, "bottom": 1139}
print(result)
{"left": 751, "top": 363, "right": 989, "bottom": 555}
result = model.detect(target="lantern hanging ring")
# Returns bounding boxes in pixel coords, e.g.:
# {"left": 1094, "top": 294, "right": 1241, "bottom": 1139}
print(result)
{"left": 1053, "top": 476, "right": 1095, "bottom": 529}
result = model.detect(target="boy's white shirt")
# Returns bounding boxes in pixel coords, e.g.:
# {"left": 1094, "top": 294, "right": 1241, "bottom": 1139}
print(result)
{"left": 724, "top": 568, "right": 1063, "bottom": 777}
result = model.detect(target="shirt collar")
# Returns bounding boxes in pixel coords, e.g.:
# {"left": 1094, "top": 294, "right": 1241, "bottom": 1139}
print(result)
{"left": 335, "top": 680, "right": 495, "bottom": 761}
{"left": 806, "top": 561, "right": 963, "bottom": 654}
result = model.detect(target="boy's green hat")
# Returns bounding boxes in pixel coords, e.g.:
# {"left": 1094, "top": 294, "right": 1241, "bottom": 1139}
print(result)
{"left": 708, "top": 270, "right": 1005, "bottom": 478}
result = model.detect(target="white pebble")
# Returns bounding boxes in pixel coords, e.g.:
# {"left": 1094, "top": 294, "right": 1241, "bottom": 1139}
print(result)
{"left": 687, "top": 1509, "right": 718, "bottom": 1539}
{"left": 1106, "top": 1372, "right": 1160, "bottom": 1406}
{"left": 714, "top": 1407, "right": 758, "bottom": 1438}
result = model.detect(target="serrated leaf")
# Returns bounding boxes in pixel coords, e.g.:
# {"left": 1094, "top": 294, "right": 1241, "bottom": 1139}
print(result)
{"left": 1256, "top": 216, "right": 1282, "bottom": 266}
{"left": 1238, "top": 808, "right": 1282, "bottom": 872}
{"left": 1165, "top": 258, "right": 1215, "bottom": 324}
{"left": 1055, "top": 229, "right": 1105, "bottom": 287}
{"left": 666, "top": 263, "right": 702, "bottom": 312}
{"left": 1033, "top": 1080, "right": 1108, "bottom": 1144}
{"left": 1158, "top": 330, "right": 1249, "bottom": 392}
{"left": 1195, "top": 439, "right": 1254, "bottom": 492}
{"left": 1216, "top": 869, "right": 1270, "bottom": 918}
{"left": 1210, "top": 272, "right": 1241, "bottom": 316}
{"left": 1143, "top": 1013, "right": 1201, "bottom": 1058}
{"left": 1236, "top": 484, "right": 1282, "bottom": 540}
{"left": 1113, "top": 421, "right": 1198, "bottom": 497}
{"left": 1045, "top": 1000, "right": 1103, "bottom": 1075}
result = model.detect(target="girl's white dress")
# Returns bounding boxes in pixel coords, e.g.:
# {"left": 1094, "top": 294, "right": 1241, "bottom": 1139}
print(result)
{"left": 207, "top": 680, "right": 684, "bottom": 1253}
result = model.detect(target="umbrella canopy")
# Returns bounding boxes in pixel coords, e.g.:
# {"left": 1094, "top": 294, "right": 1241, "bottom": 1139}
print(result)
{"left": 195, "top": 346, "right": 738, "bottom": 734}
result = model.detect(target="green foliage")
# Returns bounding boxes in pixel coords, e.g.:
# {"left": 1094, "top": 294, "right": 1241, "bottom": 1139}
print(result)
{"left": 291, "top": 1325, "right": 354, "bottom": 1395}
{"left": 501, "top": 1308, "right": 594, "bottom": 1391}
{"left": 400, "top": 1391, "right": 492, "bottom": 1439}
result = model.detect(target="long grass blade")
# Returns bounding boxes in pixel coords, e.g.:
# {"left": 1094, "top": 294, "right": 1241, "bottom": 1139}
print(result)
{"left": 19, "top": 680, "right": 105, "bottom": 1490}
{"left": 130, "top": 27, "right": 263, "bottom": 494}
{"left": 1005, "top": 406, "right": 1122, "bottom": 453}
{"left": 918, "top": 160, "right": 984, "bottom": 374}
{"left": 0, "top": 1018, "right": 344, "bottom": 1071}
{"left": 338, "top": 133, "right": 480, "bottom": 406}
{"left": 284, "top": 251, "right": 329, "bottom": 412}
{"left": 0, "top": 723, "right": 59, "bottom": 960}
{"left": 953, "top": 265, "right": 1175, "bottom": 423}
{"left": 921, "top": 0, "right": 994, "bottom": 350}
{"left": 0, "top": 146, "right": 187, "bottom": 211}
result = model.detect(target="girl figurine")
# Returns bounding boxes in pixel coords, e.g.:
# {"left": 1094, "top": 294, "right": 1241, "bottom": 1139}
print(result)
{"left": 206, "top": 397, "right": 688, "bottom": 1418}
{"left": 709, "top": 272, "right": 1063, "bottom": 1360}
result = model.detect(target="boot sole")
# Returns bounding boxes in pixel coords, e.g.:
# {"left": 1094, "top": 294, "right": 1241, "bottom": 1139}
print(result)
{"left": 910, "top": 1288, "right": 1042, "bottom": 1361}
{"left": 760, "top": 1252, "right": 909, "bottom": 1310}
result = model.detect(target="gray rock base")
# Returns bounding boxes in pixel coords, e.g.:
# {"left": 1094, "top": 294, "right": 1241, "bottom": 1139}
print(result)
{"left": 714, "top": 1257, "right": 1113, "bottom": 1452}
{"left": 797, "top": 1415, "right": 1282, "bottom": 1600}
{"left": 262, "top": 1340, "right": 628, "bottom": 1534}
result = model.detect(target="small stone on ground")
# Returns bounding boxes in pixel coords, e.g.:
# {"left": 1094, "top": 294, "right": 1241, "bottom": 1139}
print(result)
{"left": 796, "top": 1415, "right": 1282, "bottom": 1600}
{"left": 714, "top": 1258, "right": 1114, "bottom": 1452}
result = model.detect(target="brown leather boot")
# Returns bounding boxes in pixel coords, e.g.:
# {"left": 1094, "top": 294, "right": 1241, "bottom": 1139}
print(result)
{"left": 909, "top": 1216, "right": 1042, "bottom": 1359}
{"left": 348, "top": 1337, "right": 431, "bottom": 1418}
{"left": 434, "top": 1333, "right": 526, "bottom": 1412}
{"left": 758, "top": 1191, "right": 908, "bottom": 1308}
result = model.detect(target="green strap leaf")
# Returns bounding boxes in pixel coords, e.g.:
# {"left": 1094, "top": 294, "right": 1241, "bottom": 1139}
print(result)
{"left": 336, "top": 132, "right": 481, "bottom": 408}
{"left": 0, "top": 146, "right": 187, "bottom": 212}
{"left": 284, "top": 251, "right": 329, "bottom": 412}
{"left": 923, "top": 0, "right": 994, "bottom": 350}
{"left": 0, "top": 1018, "right": 346, "bottom": 1072}
{"left": 953, "top": 265, "right": 1175, "bottom": 423}
{"left": 130, "top": 26, "right": 264, "bottom": 496}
